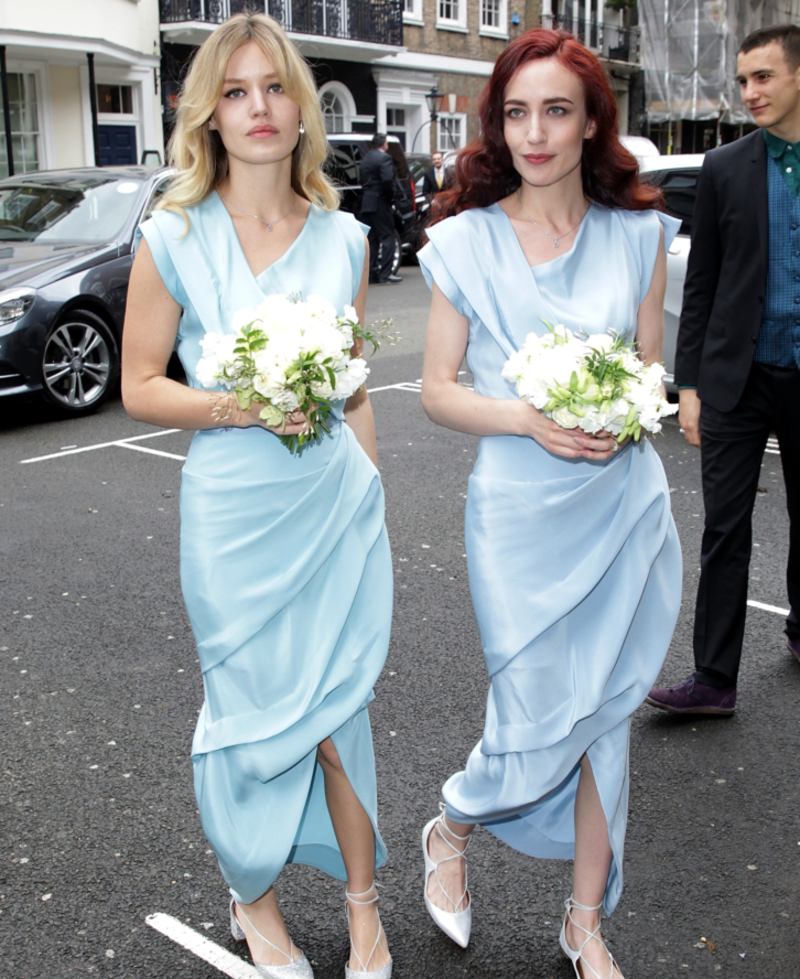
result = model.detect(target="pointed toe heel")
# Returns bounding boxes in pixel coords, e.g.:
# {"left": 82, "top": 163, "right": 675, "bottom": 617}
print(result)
{"left": 230, "top": 901, "right": 314, "bottom": 978}
{"left": 559, "top": 895, "right": 619, "bottom": 979}
{"left": 421, "top": 809, "right": 472, "bottom": 948}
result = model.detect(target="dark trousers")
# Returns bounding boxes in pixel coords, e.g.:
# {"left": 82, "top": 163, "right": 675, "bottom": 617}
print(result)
{"left": 695, "top": 364, "right": 800, "bottom": 686}
{"left": 361, "top": 206, "right": 395, "bottom": 282}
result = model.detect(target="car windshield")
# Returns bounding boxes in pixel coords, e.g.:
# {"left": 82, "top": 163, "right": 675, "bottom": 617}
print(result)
{"left": 0, "top": 175, "right": 145, "bottom": 242}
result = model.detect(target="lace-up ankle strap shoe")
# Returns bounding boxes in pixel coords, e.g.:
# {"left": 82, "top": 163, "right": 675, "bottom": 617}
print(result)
{"left": 645, "top": 675, "right": 736, "bottom": 716}
{"left": 344, "top": 885, "right": 392, "bottom": 979}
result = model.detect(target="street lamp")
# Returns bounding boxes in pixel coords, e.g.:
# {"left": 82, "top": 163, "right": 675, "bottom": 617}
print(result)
{"left": 411, "top": 85, "right": 454, "bottom": 153}
{"left": 425, "top": 85, "right": 442, "bottom": 122}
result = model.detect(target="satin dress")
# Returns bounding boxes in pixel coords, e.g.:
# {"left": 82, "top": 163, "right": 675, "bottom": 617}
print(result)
{"left": 418, "top": 203, "right": 682, "bottom": 913}
{"left": 138, "top": 195, "right": 392, "bottom": 904}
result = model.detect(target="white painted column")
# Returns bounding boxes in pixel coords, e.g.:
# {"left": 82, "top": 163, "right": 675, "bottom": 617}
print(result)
{"left": 596, "top": 0, "right": 604, "bottom": 53}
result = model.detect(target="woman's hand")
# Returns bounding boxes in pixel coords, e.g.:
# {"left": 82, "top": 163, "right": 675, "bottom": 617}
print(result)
{"left": 518, "top": 401, "right": 625, "bottom": 461}
{"left": 235, "top": 402, "right": 313, "bottom": 437}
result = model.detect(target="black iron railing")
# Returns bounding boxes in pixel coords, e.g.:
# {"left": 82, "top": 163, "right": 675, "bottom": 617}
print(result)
{"left": 160, "top": 0, "right": 403, "bottom": 46}
{"left": 542, "top": 12, "right": 640, "bottom": 64}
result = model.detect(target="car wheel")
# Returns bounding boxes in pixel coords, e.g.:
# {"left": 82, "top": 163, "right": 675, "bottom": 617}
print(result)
{"left": 392, "top": 231, "right": 402, "bottom": 275}
{"left": 41, "top": 309, "right": 119, "bottom": 416}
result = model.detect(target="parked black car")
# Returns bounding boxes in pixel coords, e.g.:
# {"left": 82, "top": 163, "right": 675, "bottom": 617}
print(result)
{"left": 0, "top": 166, "right": 173, "bottom": 416}
{"left": 324, "top": 134, "right": 416, "bottom": 273}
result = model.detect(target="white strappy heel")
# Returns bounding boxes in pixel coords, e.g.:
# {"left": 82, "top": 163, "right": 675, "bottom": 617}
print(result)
{"left": 559, "top": 895, "right": 621, "bottom": 979}
{"left": 421, "top": 804, "right": 472, "bottom": 947}
{"left": 230, "top": 899, "right": 314, "bottom": 978}
{"left": 344, "top": 885, "right": 392, "bottom": 979}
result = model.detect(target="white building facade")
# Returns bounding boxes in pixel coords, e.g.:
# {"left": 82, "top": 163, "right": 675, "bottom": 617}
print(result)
{"left": 0, "top": 0, "right": 164, "bottom": 176}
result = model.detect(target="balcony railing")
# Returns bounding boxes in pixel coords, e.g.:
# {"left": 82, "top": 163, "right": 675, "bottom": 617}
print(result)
{"left": 160, "top": 0, "right": 403, "bottom": 46}
{"left": 542, "top": 12, "right": 640, "bottom": 64}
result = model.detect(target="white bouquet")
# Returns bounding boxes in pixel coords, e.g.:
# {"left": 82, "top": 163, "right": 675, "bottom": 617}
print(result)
{"left": 501, "top": 323, "right": 678, "bottom": 443}
{"left": 196, "top": 293, "right": 393, "bottom": 453}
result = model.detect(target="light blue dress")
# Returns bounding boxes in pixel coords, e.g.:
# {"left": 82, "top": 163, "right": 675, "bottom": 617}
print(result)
{"left": 137, "top": 195, "right": 392, "bottom": 905}
{"left": 418, "top": 203, "right": 682, "bottom": 914}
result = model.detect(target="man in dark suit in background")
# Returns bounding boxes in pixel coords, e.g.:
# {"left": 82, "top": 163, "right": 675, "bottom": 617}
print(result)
{"left": 422, "top": 151, "right": 450, "bottom": 196}
{"left": 647, "top": 24, "right": 800, "bottom": 717}
{"left": 358, "top": 133, "right": 401, "bottom": 284}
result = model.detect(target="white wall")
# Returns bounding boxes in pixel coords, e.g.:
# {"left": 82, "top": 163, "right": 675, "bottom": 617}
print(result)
{"left": 48, "top": 65, "right": 85, "bottom": 168}
{"left": 1, "top": 0, "right": 161, "bottom": 58}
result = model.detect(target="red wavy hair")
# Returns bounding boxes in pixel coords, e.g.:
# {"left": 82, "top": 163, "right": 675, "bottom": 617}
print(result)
{"left": 431, "top": 27, "right": 663, "bottom": 222}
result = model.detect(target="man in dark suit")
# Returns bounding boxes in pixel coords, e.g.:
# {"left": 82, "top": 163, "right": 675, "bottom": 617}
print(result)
{"left": 358, "top": 133, "right": 401, "bottom": 284}
{"left": 647, "top": 24, "right": 800, "bottom": 716}
{"left": 422, "top": 151, "right": 450, "bottom": 196}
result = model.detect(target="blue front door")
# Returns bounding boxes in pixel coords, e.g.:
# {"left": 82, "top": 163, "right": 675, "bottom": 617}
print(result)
{"left": 98, "top": 125, "right": 137, "bottom": 165}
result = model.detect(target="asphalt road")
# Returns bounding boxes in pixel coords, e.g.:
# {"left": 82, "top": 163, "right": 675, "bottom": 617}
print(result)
{"left": 1, "top": 265, "right": 799, "bottom": 978}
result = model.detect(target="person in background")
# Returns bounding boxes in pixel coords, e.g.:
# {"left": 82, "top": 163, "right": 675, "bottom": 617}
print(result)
{"left": 647, "top": 24, "right": 800, "bottom": 718}
{"left": 422, "top": 151, "right": 450, "bottom": 196}
{"left": 359, "top": 133, "right": 402, "bottom": 284}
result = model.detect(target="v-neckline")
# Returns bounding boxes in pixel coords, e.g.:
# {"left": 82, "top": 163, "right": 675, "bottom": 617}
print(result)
{"left": 492, "top": 199, "right": 593, "bottom": 271}
{"left": 212, "top": 190, "right": 314, "bottom": 284}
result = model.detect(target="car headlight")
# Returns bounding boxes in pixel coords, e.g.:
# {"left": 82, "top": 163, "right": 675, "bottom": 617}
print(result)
{"left": 0, "top": 287, "right": 36, "bottom": 325}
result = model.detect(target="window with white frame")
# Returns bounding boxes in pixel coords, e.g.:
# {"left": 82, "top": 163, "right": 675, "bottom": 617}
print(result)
{"left": 437, "top": 113, "right": 465, "bottom": 151}
{"left": 97, "top": 83, "right": 134, "bottom": 115}
{"left": 0, "top": 72, "right": 40, "bottom": 177}
{"left": 319, "top": 82, "right": 355, "bottom": 133}
{"left": 321, "top": 90, "right": 346, "bottom": 133}
{"left": 480, "top": 0, "right": 507, "bottom": 34}
{"left": 437, "top": 0, "right": 467, "bottom": 30}
{"left": 403, "top": 0, "right": 423, "bottom": 22}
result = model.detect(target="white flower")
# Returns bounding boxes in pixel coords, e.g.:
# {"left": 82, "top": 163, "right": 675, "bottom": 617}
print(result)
{"left": 585, "top": 333, "right": 616, "bottom": 354}
{"left": 196, "top": 332, "right": 238, "bottom": 388}
{"left": 503, "top": 323, "right": 675, "bottom": 442}
{"left": 551, "top": 405, "right": 582, "bottom": 429}
{"left": 198, "top": 293, "right": 382, "bottom": 449}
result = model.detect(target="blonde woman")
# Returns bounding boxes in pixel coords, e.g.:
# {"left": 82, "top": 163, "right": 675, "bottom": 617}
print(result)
{"left": 122, "top": 13, "right": 392, "bottom": 978}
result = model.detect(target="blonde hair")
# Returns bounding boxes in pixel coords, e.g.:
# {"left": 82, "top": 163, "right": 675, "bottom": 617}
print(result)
{"left": 158, "top": 11, "right": 339, "bottom": 224}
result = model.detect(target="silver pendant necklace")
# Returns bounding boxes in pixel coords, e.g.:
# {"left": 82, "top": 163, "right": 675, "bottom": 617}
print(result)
{"left": 516, "top": 189, "right": 590, "bottom": 248}
{"left": 218, "top": 186, "right": 297, "bottom": 231}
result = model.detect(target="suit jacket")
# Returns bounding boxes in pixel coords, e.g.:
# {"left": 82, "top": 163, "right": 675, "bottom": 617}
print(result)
{"left": 422, "top": 164, "right": 450, "bottom": 195}
{"left": 358, "top": 148, "right": 395, "bottom": 218}
{"left": 675, "top": 129, "right": 769, "bottom": 412}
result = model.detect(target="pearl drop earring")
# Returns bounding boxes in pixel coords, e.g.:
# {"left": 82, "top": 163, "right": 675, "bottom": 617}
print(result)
{"left": 299, "top": 120, "right": 305, "bottom": 134}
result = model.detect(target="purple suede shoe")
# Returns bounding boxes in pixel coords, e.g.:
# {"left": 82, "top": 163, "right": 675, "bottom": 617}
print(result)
{"left": 788, "top": 636, "right": 800, "bottom": 666}
{"left": 645, "top": 675, "right": 736, "bottom": 716}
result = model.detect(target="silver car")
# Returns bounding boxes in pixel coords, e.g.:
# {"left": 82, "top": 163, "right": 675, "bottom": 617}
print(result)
{"left": 639, "top": 153, "right": 705, "bottom": 392}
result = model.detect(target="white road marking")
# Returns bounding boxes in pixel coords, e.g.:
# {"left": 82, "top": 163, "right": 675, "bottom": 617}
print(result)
{"left": 747, "top": 599, "right": 790, "bottom": 616}
{"left": 369, "top": 380, "right": 423, "bottom": 393}
{"left": 146, "top": 913, "right": 261, "bottom": 978}
{"left": 766, "top": 437, "right": 780, "bottom": 456}
{"left": 117, "top": 443, "right": 187, "bottom": 461}
{"left": 18, "top": 378, "right": 468, "bottom": 466}
{"left": 20, "top": 429, "right": 182, "bottom": 465}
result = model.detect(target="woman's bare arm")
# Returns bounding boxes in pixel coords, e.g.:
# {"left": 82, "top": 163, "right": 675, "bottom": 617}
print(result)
{"left": 635, "top": 225, "right": 667, "bottom": 366}
{"left": 344, "top": 240, "right": 379, "bottom": 466}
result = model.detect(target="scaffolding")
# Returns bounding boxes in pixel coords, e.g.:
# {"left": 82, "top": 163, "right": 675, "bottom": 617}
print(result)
{"left": 640, "top": 0, "right": 800, "bottom": 126}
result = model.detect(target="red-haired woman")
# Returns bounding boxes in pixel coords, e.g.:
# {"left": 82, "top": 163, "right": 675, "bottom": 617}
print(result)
{"left": 417, "top": 28, "right": 682, "bottom": 979}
